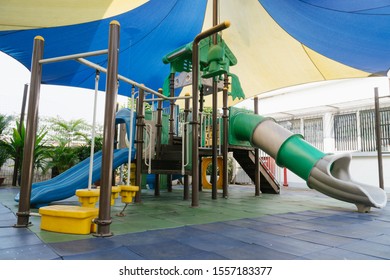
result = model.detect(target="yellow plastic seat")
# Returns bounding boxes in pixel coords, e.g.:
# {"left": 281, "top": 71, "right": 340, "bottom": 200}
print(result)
{"left": 39, "top": 205, "right": 98, "bottom": 235}
{"left": 75, "top": 188, "right": 100, "bottom": 208}
{"left": 118, "top": 185, "right": 139, "bottom": 204}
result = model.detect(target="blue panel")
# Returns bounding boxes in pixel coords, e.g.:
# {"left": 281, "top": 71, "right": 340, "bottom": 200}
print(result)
{"left": 0, "top": 0, "right": 207, "bottom": 96}
{"left": 259, "top": 0, "right": 390, "bottom": 73}
{"left": 300, "top": 0, "right": 390, "bottom": 13}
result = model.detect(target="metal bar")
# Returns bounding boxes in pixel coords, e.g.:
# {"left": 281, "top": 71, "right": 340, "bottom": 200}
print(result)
{"left": 254, "top": 96, "right": 261, "bottom": 196}
{"left": 183, "top": 93, "right": 190, "bottom": 200}
{"left": 144, "top": 95, "right": 192, "bottom": 102}
{"left": 222, "top": 74, "right": 229, "bottom": 198}
{"left": 211, "top": 77, "right": 218, "bottom": 200}
{"left": 94, "top": 21, "right": 120, "bottom": 237}
{"left": 15, "top": 36, "right": 44, "bottom": 227}
{"left": 374, "top": 87, "right": 384, "bottom": 189}
{"left": 76, "top": 58, "right": 162, "bottom": 97}
{"left": 167, "top": 73, "right": 175, "bottom": 192}
{"left": 40, "top": 49, "right": 108, "bottom": 64}
{"left": 211, "top": 0, "right": 219, "bottom": 200}
{"left": 135, "top": 88, "right": 145, "bottom": 202}
{"left": 87, "top": 71, "right": 100, "bottom": 190}
{"left": 169, "top": 73, "right": 175, "bottom": 145}
{"left": 144, "top": 123, "right": 152, "bottom": 174}
{"left": 191, "top": 21, "right": 230, "bottom": 207}
{"left": 154, "top": 90, "right": 163, "bottom": 197}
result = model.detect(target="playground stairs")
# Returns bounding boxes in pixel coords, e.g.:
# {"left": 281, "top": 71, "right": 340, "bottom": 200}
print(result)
{"left": 142, "top": 141, "right": 190, "bottom": 175}
{"left": 231, "top": 148, "right": 280, "bottom": 194}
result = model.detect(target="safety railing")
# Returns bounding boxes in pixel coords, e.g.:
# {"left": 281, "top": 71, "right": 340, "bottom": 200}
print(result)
{"left": 181, "top": 122, "right": 190, "bottom": 175}
{"left": 143, "top": 122, "right": 153, "bottom": 174}
{"left": 259, "top": 149, "right": 282, "bottom": 184}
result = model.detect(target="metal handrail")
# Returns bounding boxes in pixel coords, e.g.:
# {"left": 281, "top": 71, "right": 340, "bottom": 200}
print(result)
{"left": 144, "top": 123, "right": 153, "bottom": 174}
{"left": 181, "top": 122, "right": 190, "bottom": 175}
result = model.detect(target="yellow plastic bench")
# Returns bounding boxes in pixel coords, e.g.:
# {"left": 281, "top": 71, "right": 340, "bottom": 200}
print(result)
{"left": 39, "top": 205, "right": 98, "bottom": 235}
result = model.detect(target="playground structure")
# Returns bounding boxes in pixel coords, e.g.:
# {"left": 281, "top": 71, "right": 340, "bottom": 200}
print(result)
{"left": 14, "top": 16, "right": 388, "bottom": 237}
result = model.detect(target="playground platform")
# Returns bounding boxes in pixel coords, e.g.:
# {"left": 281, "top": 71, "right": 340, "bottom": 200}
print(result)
{"left": 0, "top": 184, "right": 390, "bottom": 260}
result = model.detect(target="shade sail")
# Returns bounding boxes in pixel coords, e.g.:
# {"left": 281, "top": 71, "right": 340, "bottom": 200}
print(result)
{"left": 0, "top": 0, "right": 388, "bottom": 107}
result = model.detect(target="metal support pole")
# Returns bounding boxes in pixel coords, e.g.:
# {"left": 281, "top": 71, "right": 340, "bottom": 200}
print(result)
{"left": 135, "top": 88, "right": 145, "bottom": 202}
{"left": 199, "top": 86, "right": 204, "bottom": 192}
{"left": 168, "top": 73, "right": 175, "bottom": 192}
{"left": 169, "top": 73, "right": 175, "bottom": 145}
{"left": 183, "top": 93, "right": 191, "bottom": 200}
{"left": 254, "top": 97, "right": 261, "bottom": 196}
{"left": 191, "top": 21, "right": 230, "bottom": 207}
{"left": 222, "top": 74, "right": 229, "bottom": 198}
{"left": 12, "top": 83, "right": 29, "bottom": 186}
{"left": 95, "top": 21, "right": 120, "bottom": 237}
{"left": 283, "top": 168, "right": 289, "bottom": 187}
{"left": 374, "top": 87, "right": 384, "bottom": 190}
{"left": 211, "top": 0, "right": 219, "bottom": 200}
{"left": 155, "top": 89, "right": 163, "bottom": 196}
{"left": 211, "top": 79, "right": 218, "bottom": 199}
{"left": 15, "top": 36, "right": 44, "bottom": 227}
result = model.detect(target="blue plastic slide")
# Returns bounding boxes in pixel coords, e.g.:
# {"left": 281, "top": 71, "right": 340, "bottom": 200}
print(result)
{"left": 15, "top": 108, "right": 137, "bottom": 208}
{"left": 15, "top": 148, "right": 135, "bottom": 208}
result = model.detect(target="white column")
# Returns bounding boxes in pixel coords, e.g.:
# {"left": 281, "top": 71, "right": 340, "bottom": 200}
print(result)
{"left": 323, "top": 112, "right": 335, "bottom": 153}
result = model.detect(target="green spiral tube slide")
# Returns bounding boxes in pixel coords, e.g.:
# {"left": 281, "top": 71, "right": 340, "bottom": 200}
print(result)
{"left": 229, "top": 107, "right": 387, "bottom": 212}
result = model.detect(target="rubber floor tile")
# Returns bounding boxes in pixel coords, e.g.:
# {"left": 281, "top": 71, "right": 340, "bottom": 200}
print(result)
{"left": 0, "top": 214, "right": 15, "bottom": 224}
{"left": 255, "top": 236, "right": 329, "bottom": 256}
{"left": 283, "top": 219, "right": 337, "bottom": 231}
{"left": 290, "top": 231, "right": 358, "bottom": 247}
{"left": 171, "top": 251, "right": 228, "bottom": 260}
{"left": 251, "top": 215, "right": 292, "bottom": 224}
{"left": 0, "top": 232, "right": 43, "bottom": 249}
{"left": 109, "top": 231, "right": 173, "bottom": 246}
{"left": 189, "top": 222, "right": 243, "bottom": 233}
{"left": 177, "top": 233, "right": 248, "bottom": 252}
{"left": 318, "top": 223, "right": 386, "bottom": 239}
{"left": 216, "top": 227, "right": 278, "bottom": 244}
{"left": 0, "top": 226, "right": 31, "bottom": 237}
{"left": 272, "top": 212, "right": 317, "bottom": 221}
{"left": 223, "top": 218, "right": 271, "bottom": 229}
{"left": 127, "top": 240, "right": 205, "bottom": 260}
{"left": 49, "top": 237, "right": 117, "bottom": 256}
{"left": 215, "top": 243, "right": 302, "bottom": 260}
{"left": 141, "top": 225, "right": 212, "bottom": 240}
{"left": 310, "top": 215, "right": 371, "bottom": 226}
{"left": 366, "top": 234, "right": 390, "bottom": 245}
{"left": 63, "top": 245, "right": 144, "bottom": 260}
{"left": 339, "top": 240, "right": 390, "bottom": 259}
{"left": 255, "top": 224, "right": 309, "bottom": 237}
{"left": 0, "top": 243, "right": 59, "bottom": 260}
{"left": 288, "top": 210, "right": 336, "bottom": 218}
{"left": 303, "top": 247, "right": 384, "bottom": 260}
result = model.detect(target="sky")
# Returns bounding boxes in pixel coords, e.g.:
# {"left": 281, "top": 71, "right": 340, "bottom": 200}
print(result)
{"left": 0, "top": 51, "right": 128, "bottom": 125}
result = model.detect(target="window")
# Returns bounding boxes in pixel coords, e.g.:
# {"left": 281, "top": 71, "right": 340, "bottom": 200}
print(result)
{"left": 334, "top": 113, "right": 358, "bottom": 151}
{"left": 360, "top": 108, "right": 390, "bottom": 152}
{"left": 304, "top": 118, "right": 323, "bottom": 150}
